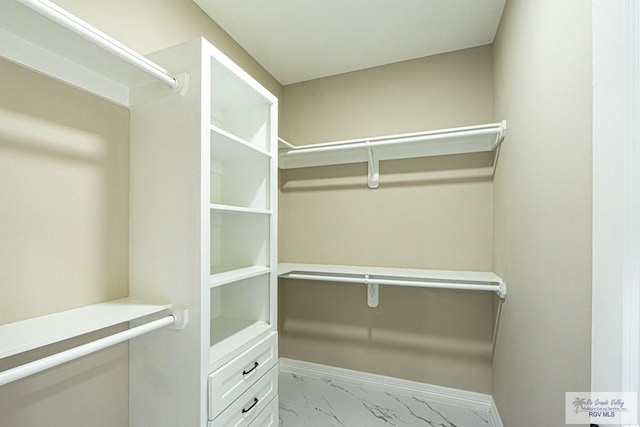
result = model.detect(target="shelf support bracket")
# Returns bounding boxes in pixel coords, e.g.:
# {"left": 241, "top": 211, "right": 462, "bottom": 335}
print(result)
{"left": 366, "top": 141, "right": 379, "bottom": 189}
{"left": 365, "top": 274, "right": 379, "bottom": 308}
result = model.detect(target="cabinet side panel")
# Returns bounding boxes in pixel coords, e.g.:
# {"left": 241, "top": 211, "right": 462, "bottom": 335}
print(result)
{"left": 129, "top": 39, "right": 208, "bottom": 427}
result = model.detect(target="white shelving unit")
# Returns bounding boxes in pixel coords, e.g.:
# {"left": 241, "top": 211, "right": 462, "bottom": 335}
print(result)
{"left": 129, "top": 38, "right": 278, "bottom": 426}
{"left": 0, "top": 0, "right": 181, "bottom": 106}
{"left": 279, "top": 121, "right": 507, "bottom": 188}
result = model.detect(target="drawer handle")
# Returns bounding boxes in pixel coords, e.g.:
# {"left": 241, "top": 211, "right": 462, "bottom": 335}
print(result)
{"left": 242, "top": 361, "right": 259, "bottom": 376}
{"left": 242, "top": 397, "right": 259, "bottom": 414}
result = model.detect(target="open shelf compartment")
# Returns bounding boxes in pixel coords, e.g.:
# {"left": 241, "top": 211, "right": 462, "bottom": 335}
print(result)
{"left": 209, "top": 273, "right": 271, "bottom": 366}
{"left": 210, "top": 58, "right": 272, "bottom": 153}
{"left": 210, "top": 128, "right": 271, "bottom": 211}
{"left": 210, "top": 211, "right": 270, "bottom": 275}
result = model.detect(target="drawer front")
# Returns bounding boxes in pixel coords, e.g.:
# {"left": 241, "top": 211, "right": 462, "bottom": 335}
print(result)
{"left": 209, "top": 364, "right": 278, "bottom": 427}
{"left": 208, "top": 332, "right": 278, "bottom": 418}
{"left": 249, "top": 396, "right": 278, "bottom": 427}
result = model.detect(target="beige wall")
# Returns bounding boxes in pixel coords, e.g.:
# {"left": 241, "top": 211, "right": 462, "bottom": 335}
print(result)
{"left": 491, "top": 0, "right": 592, "bottom": 425}
{"left": 0, "top": 58, "right": 130, "bottom": 426}
{"left": 0, "top": 1, "right": 281, "bottom": 425}
{"left": 279, "top": 46, "right": 497, "bottom": 392}
{"left": 281, "top": 45, "right": 494, "bottom": 144}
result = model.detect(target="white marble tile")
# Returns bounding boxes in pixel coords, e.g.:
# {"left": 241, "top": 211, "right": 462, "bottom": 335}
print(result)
{"left": 313, "top": 382, "right": 417, "bottom": 426}
{"left": 304, "top": 406, "right": 382, "bottom": 427}
{"left": 279, "top": 400, "right": 314, "bottom": 427}
{"left": 278, "top": 372, "right": 331, "bottom": 406}
{"left": 390, "top": 393, "right": 490, "bottom": 426}
{"left": 278, "top": 372, "right": 491, "bottom": 427}
{"left": 313, "top": 381, "right": 490, "bottom": 426}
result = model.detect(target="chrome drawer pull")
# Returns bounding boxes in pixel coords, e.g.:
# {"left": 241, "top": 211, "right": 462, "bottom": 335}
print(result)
{"left": 242, "top": 397, "right": 258, "bottom": 414}
{"left": 242, "top": 361, "right": 259, "bottom": 376}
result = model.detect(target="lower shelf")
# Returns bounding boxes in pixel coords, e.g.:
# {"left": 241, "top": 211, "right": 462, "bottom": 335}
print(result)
{"left": 278, "top": 262, "right": 506, "bottom": 299}
{"left": 210, "top": 318, "right": 271, "bottom": 368}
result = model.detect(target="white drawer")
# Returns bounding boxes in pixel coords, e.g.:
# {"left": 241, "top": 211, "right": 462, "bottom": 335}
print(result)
{"left": 209, "top": 364, "right": 278, "bottom": 427}
{"left": 208, "top": 332, "right": 278, "bottom": 418}
{"left": 249, "top": 396, "right": 278, "bottom": 427}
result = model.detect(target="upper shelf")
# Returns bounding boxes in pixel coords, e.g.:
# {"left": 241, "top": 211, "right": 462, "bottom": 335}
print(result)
{"left": 0, "top": 298, "right": 171, "bottom": 359}
{"left": 279, "top": 121, "right": 507, "bottom": 188}
{"left": 0, "top": 0, "right": 179, "bottom": 106}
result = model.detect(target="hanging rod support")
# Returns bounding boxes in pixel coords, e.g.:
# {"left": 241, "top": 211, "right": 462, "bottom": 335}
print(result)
{"left": 366, "top": 140, "right": 379, "bottom": 189}
{"left": 497, "top": 281, "right": 507, "bottom": 299}
{"left": 364, "top": 274, "right": 379, "bottom": 308}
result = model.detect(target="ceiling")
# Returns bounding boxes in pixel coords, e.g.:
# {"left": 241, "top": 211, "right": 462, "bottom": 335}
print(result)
{"left": 193, "top": 0, "right": 507, "bottom": 85}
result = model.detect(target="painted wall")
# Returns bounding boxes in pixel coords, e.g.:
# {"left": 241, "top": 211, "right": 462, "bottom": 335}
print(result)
{"left": 278, "top": 46, "right": 497, "bottom": 393}
{"left": 0, "top": 1, "right": 281, "bottom": 425}
{"left": 491, "top": 0, "right": 592, "bottom": 425}
{"left": 0, "top": 58, "right": 130, "bottom": 427}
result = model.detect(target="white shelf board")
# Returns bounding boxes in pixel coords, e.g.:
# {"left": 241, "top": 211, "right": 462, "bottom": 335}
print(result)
{"left": 210, "top": 204, "right": 271, "bottom": 216}
{"left": 209, "top": 318, "right": 271, "bottom": 366}
{"left": 279, "top": 121, "right": 507, "bottom": 170}
{"left": 210, "top": 265, "right": 271, "bottom": 288}
{"left": 0, "top": 0, "right": 176, "bottom": 106}
{"left": 278, "top": 263, "right": 504, "bottom": 286}
{"left": 211, "top": 125, "right": 271, "bottom": 161}
{"left": 0, "top": 298, "right": 171, "bottom": 359}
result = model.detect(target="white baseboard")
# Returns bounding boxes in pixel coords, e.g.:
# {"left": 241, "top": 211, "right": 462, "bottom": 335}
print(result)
{"left": 488, "top": 397, "right": 504, "bottom": 427}
{"left": 279, "top": 357, "right": 504, "bottom": 426}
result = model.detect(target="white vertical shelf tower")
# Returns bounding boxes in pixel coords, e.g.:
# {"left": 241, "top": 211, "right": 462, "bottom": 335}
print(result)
{"left": 129, "top": 38, "right": 278, "bottom": 426}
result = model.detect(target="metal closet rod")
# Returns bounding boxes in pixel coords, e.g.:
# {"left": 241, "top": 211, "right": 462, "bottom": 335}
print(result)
{"left": 281, "top": 123, "right": 506, "bottom": 156}
{"left": 0, "top": 314, "right": 176, "bottom": 387}
{"left": 281, "top": 272, "right": 507, "bottom": 298}
{"left": 18, "top": 0, "right": 179, "bottom": 89}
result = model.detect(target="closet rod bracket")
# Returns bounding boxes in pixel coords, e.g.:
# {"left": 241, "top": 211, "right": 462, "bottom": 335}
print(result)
{"left": 174, "top": 72, "right": 190, "bottom": 96}
{"left": 168, "top": 307, "right": 189, "bottom": 330}
{"left": 496, "top": 282, "right": 507, "bottom": 299}
{"left": 366, "top": 141, "right": 379, "bottom": 189}
{"left": 365, "top": 274, "right": 379, "bottom": 308}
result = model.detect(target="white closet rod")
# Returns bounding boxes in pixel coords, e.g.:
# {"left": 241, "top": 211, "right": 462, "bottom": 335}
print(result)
{"left": 0, "top": 314, "right": 175, "bottom": 387}
{"left": 17, "top": 0, "right": 179, "bottom": 89}
{"left": 282, "top": 273, "right": 506, "bottom": 298}
{"left": 281, "top": 125, "right": 504, "bottom": 156}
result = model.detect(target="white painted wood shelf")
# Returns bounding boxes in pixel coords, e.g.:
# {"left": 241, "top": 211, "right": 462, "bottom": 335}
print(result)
{"left": 279, "top": 263, "right": 506, "bottom": 307}
{"left": 210, "top": 265, "right": 271, "bottom": 288}
{"left": 210, "top": 204, "right": 271, "bottom": 216}
{"left": 211, "top": 125, "right": 271, "bottom": 160}
{"left": 0, "top": 0, "right": 178, "bottom": 106}
{"left": 0, "top": 298, "right": 171, "bottom": 359}
{"left": 279, "top": 121, "right": 507, "bottom": 188}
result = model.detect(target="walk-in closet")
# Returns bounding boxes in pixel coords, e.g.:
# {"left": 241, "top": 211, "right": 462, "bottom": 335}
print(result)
{"left": 0, "top": 0, "right": 636, "bottom": 426}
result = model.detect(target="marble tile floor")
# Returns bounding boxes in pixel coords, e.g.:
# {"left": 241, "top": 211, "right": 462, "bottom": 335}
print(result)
{"left": 278, "top": 372, "right": 491, "bottom": 427}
